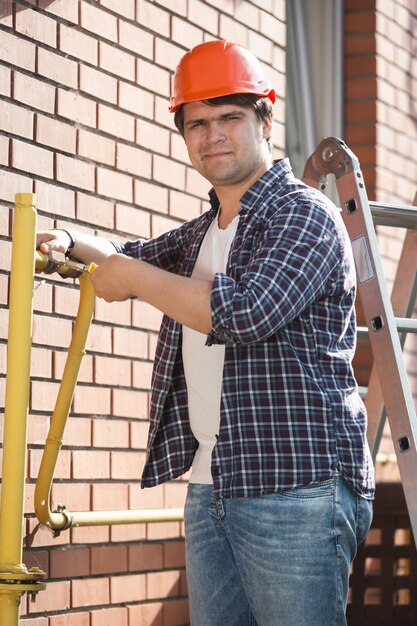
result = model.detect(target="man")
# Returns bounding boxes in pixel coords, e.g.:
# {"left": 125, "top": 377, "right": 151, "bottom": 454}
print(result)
{"left": 38, "top": 40, "right": 374, "bottom": 626}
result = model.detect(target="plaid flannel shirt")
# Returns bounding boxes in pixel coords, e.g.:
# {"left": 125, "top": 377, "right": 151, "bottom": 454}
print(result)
{"left": 113, "top": 159, "right": 375, "bottom": 500}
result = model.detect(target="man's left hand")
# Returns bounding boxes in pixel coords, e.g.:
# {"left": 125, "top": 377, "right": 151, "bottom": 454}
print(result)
{"left": 90, "top": 254, "right": 135, "bottom": 302}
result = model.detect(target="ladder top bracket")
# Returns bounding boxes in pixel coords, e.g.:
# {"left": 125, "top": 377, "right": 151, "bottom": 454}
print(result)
{"left": 302, "top": 136, "right": 360, "bottom": 186}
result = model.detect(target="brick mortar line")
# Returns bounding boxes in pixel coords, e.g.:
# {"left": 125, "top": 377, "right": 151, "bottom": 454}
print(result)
{"left": 25, "top": 593, "right": 189, "bottom": 618}
{"left": 29, "top": 377, "right": 153, "bottom": 390}
{"left": 0, "top": 26, "right": 172, "bottom": 113}
{"left": 0, "top": 75, "right": 175, "bottom": 143}
{"left": 28, "top": 307, "right": 160, "bottom": 332}
{"left": 0, "top": 173, "right": 203, "bottom": 218}
{"left": 0, "top": 162, "right": 203, "bottom": 217}
{"left": 25, "top": 478, "right": 168, "bottom": 485}
{"left": 0, "top": 107, "right": 207, "bottom": 201}
{"left": 7, "top": 2, "right": 263, "bottom": 70}
{"left": 25, "top": 415, "right": 151, "bottom": 423}
{"left": 20, "top": 569, "right": 188, "bottom": 580}
{"left": 23, "top": 537, "right": 186, "bottom": 549}
{"left": 0, "top": 10, "right": 284, "bottom": 88}
{"left": 12, "top": 0, "right": 191, "bottom": 55}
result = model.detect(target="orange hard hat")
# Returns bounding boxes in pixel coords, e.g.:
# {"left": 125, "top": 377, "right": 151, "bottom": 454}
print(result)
{"left": 169, "top": 40, "right": 276, "bottom": 112}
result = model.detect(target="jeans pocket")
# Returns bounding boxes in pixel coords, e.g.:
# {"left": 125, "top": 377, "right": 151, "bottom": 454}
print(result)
{"left": 279, "top": 477, "right": 336, "bottom": 499}
{"left": 356, "top": 496, "right": 373, "bottom": 545}
{"left": 187, "top": 482, "right": 196, "bottom": 495}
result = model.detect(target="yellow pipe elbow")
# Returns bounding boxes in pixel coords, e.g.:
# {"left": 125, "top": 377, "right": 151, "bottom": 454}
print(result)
{"left": 34, "top": 261, "right": 185, "bottom": 530}
{"left": 34, "top": 267, "right": 96, "bottom": 529}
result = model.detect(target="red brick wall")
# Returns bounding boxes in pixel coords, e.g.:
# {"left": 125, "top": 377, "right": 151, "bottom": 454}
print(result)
{"left": 344, "top": 0, "right": 377, "bottom": 389}
{"left": 344, "top": 0, "right": 377, "bottom": 199}
{"left": 0, "top": 1, "right": 286, "bottom": 624}
{"left": 372, "top": 0, "right": 417, "bottom": 474}
{"left": 344, "top": 0, "right": 417, "bottom": 479}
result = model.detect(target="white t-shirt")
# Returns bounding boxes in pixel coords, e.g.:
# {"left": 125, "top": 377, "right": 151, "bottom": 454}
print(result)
{"left": 182, "top": 214, "right": 239, "bottom": 483}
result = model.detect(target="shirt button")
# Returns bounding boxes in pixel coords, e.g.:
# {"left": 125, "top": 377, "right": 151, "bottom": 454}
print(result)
{"left": 212, "top": 466, "right": 222, "bottom": 477}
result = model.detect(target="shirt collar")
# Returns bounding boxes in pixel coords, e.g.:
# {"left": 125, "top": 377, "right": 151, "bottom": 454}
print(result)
{"left": 207, "top": 158, "right": 293, "bottom": 217}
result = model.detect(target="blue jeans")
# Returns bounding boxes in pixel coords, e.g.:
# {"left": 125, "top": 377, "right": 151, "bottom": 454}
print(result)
{"left": 184, "top": 476, "right": 372, "bottom": 626}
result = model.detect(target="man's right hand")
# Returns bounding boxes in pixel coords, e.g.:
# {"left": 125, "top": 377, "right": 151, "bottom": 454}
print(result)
{"left": 36, "top": 229, "right": 117, "bottom": 266}
{"left": 37, "top": 229, "right": 72, "bottom": 256}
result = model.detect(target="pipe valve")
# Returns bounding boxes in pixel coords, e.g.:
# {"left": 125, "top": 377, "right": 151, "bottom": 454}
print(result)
{"left": 35, "top": 250, "right": 88, "bottom": 278}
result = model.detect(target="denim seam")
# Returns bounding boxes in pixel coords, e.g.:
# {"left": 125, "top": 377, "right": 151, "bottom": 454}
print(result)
{"left": 333, "top": 477, "right": 346, "bottom": 626}
{"left": 278, "top": 477, "right": 336, "bottom": 499}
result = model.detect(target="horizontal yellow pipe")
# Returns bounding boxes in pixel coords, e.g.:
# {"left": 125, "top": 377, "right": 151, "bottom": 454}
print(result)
{"left": 49, "top": 508, "right": 184, "bottom": 528}
{"left": 34, "top": 260, "right": 185, "bottom": 530}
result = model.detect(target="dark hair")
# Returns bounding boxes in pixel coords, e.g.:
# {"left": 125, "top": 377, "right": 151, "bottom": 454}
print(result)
{"left": 174, "top": 93, "right": 273, "bottom": 151}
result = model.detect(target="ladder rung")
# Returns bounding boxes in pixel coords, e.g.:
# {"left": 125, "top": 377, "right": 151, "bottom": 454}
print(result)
{"left": 369, "top": 202, "right": 417, "bottom": 229}
{"left": 395, "top": 317, "right": 417, "bottom": 332}
{"left": 375, "top": 452, "right": 397, "bottom": 464}
{"left": 357, "top": 317, "right": 417, "bottom": 338}
{"left": 358, "top": 385, "right": 368, "bottom": 398}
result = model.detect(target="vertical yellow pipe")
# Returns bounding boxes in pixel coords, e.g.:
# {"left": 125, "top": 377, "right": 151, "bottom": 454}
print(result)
{"left": 0, "top": 595, "right": 21, "bottom": 625}
{"left": 0, "top": 193, "right": 36, "bottom": 624}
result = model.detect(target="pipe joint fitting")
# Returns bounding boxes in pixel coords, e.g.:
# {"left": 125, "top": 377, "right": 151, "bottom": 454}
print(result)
{"left": 53, "top": 505, "right": 74, "bottom": 537}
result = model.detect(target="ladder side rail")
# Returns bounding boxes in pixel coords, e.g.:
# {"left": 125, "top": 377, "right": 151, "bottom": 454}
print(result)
{"left": 336, "top": 170, "right": 417, "bottom": 544}
{"left": 366, "top": 220, "right": 417, "bottom": 458}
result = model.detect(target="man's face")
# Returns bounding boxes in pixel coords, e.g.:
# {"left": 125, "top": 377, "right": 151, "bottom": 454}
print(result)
{"left": 182, "top": 101, "right": 272, "bottom": 189}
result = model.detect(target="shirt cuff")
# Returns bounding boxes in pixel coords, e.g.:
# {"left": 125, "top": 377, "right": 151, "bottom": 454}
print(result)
{"left": 109, "top": 240, "right": 124, "bottom": 253}
{"left": 206, "top": 272, "right": 236, "bottom": 346}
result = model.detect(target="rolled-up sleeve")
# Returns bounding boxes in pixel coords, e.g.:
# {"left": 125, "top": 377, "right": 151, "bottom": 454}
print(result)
{"left": 109, "top": 214, "right": 205, "bottom": 271}
{"left": 206, "top": 201, "right": 343, "bottom": 346}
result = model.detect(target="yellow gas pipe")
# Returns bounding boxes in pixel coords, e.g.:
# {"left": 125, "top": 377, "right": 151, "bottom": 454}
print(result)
{"left": 34, "top": 257, "right": 98, "bottom": 531}
{"left": 0, "top": 194, "right": 46, "bottom": 626}
{"left": 1, "top": 194, "right": 184, "bottom": 625}
{"left": 34, "top": 252, "right": 183, "bottom": 530}
{"left": 33, "top": 256, "right": 183, "bottom": 527}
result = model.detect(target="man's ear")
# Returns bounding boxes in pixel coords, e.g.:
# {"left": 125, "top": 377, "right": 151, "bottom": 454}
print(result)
{"left": 262, "top": 114, "right": 273, "bottom": 138}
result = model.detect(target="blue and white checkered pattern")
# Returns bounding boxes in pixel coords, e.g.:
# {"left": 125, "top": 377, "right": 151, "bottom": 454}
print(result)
{"left": 113, "top": 159, "right": 375, "bottom": 500}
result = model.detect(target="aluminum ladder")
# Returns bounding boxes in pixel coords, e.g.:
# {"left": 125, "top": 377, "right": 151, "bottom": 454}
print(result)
{"left": 302, "top": 137, "right": 417, "bottom": 542}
